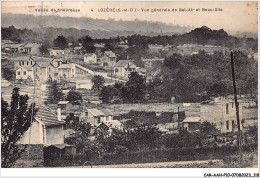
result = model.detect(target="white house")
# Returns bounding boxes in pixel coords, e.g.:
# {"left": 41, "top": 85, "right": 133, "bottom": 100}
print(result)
{"left": 101, "top": 51, "right": 117, "bottom": 67}
{"left": 80, "top": 108, "right": 114, "bottom": 127}
{"left": 200, "top": 101, "right": 243, "bottom": 133}
{"left": 113, "top": 60, "right": 137, "bottom": 78}
{"left": 16, "top": 66, "right": 34, "bottom": 80}
{"left": 23, "top": 43, "right": 41, "bottom": 55}
{"left": 49, "top": 49, "right": 65, "bottom": 56}
{"left": 84, "top": 53, "right": 97, "bottom": 63}
{"left": 58, "top": 64, "right": 76, "bottom": 79}
{"left": 19, "top": 106, "right": 65, "bottom": 145}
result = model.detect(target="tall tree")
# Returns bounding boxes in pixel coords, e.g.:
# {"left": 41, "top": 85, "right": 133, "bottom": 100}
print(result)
{"left": 45, "top": 79, "right": 64, "bottom": 104}
{"left": 53, "top": 35, "right": 68, "bottom": 50}
{"left": 81, "top": 36, "right": 96, "bottom": 53}
{"left": 91, "top": 75, "right": 105, "bottom": 91}
{"left": 66, "top": 90, "right": 82, "bottom": 105}
{"left": 122, "top": 72, "right": 146, "bottom": 103}
{"left": 1, "top": 88, "right": 38, "bottom": 168}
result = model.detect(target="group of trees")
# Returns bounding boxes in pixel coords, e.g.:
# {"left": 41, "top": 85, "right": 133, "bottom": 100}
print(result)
{"left": 45, "top": 79, "right": 82, "bottom": 105}
{"left": 98, "top": 72, "right": 147, "bottom": 104}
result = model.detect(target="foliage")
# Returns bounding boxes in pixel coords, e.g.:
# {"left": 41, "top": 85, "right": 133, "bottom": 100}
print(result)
{"left": 2, "top": 68, "right": 16, "bottom": 81}
{"left": 39, "top": 40, "right": 51, "bottom": 55}
{"left": 44, "top": 79, "right": 64, "bottom": 104}
{"left": 91, "top": 75, "right": 105, "bottom": 91}
{"left": 99, "top": 85, "right": 117, "bottom": 104}
{"left": 53, "top": 35, "right": 68, "bottom": 50}
{"left": 65, "top": 121, "right": 91, "bottom": 153}
{"left": 66, "top": 90, "right": 82, "bottom": 105}
{"left": 81, "top": 36, "right": 96, "bottom": 53}
{"left": 1, "top": 88, "right": 38, "bottom": 168}
{"left": 122, "top": 72, "right": 146, "bottom": 103}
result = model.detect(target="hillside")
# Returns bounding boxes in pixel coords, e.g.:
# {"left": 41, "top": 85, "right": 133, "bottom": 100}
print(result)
{"left": 1, "top": 13, "right": 192, "bottom": 38}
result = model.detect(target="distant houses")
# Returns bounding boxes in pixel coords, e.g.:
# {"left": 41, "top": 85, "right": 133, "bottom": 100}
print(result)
{"left": 49, "top": 48, "right": 65, "bottom": 56}
{"left": 100, "top": 51, "right": 117, "bottom": 67}
{"left": 16, "top": 66, "right": 34, "bottom": 80}
{"left": 2, "top": 42, "right": 40, "bottom": 55}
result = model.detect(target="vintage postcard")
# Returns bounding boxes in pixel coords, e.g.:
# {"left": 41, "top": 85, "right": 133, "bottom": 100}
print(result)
{"left": 1, "top": 1, "right": 258, "bottom": 177}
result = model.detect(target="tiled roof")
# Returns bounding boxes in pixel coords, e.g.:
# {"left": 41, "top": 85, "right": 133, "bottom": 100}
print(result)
{"left": 114, "top": 60, "right": 132, "bottom": 67}
{"left": 58, "top": 63, "right": 74, "bottom": 69}
{"left": 18, "top": 66, "right": 33, "bottom": 71}
{"left": 88, "top": 109, "right": 104, "bottom": 117}
{"left": 36, "top": 106, "right": 65, "bottom": 126}
{"left": 182, "top": 117, "right": 201, "bottom": 123}
{"left": 84, "top": 53, "right": 95, "bottom": 57}
{"left": 100, "top": 109, "right": 113, "bottom": 116}
{"left": 58, "top": 101, "right": 69, "bottom": 105}
{"left": 24, "top": 43, "right": 38, "bottom": 48}
{"left": 104, "top": 51, "right": 116, "bottom": 58}
{"left": 10, "top": 56, "right": 30, "bottom": 61}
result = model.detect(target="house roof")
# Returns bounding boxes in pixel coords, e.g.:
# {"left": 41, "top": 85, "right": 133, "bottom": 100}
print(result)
{"left": 10, "top": 56, "right": 30, "bottom": 61}
{"left": 100, "top": 109, "right": 113, "bottom": 116}
{"left": 105, "top": 120, "right": 121, "bottom": 128}
{"left": 58, "top": 101, "right": 70, "bottom": 105}
{"left": 88, "top": 109, "right": 104, "bottom": 117}
{"left": 36, "top": 106, "right": 65, "bottom": 126}
{"left": 24, "top": 43, "right": 38, "bottom": 48}
{"left": 2, "top": 40, "right": 14, "bottom": 44}
{"left": 58, "top": 63, "right": 74, "bottom": 69}
{"left": 84, "top": 53, "right": 95, "bottom": 57}
{"left": 182, "top": 117, "right": 201, "bottom": 123}
{"left": 17, "top": 66, "right": 33, "bottom": 71}
{"left": 44, "top": 143, "right": 74, "bottom": 149}
{"left": 8, "top": 44, "right": 23, "bottom": 49}
{"left": 104, "top": 51, "right": 116, "bottom": 58}
{"left": 114, "top": 60, "right": 133, "bottom": 67}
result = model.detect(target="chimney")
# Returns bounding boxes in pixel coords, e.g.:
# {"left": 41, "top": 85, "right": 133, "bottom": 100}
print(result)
{"left": 57, "top": 107, "right": 61, "bottom": 121}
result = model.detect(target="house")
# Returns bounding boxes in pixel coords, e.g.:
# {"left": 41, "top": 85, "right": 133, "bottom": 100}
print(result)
{"left": 182, "top": 117, "right": 201, "bottom": 132}
{"left": 200, "top": 101, "right": 243, "bottom": 133}
{"left": 19, "top": 106, "right": 65, "bottom": 145}
{"left": 113, "top": 60, "right": 137, "bottom": 78}
{"left": 84, "top": 53, "right": 97, "bottom": 63}
{"left": 58, "top": 64, "right": 76, "bottom": 79}
{"left": 16, "top": 66, "right": 34, "bottom": 80}
{"left": 11, "top": 56, "right": 36, "bottom": 69}
{"left": 101, "top": 51, "right": 117, "bottom": 67}
{"left": 58, "top": 101, "right": 73, "bottom": 110}
{"left": 3, "top": 43, "right": 24, "bottom": 53}
{"left": 49, "top": 48, "right": 65, "bottom": 56}
{"left": 23, "top": 43, "right": 41, "bottom": 55}
{"left": 33, "top": 58, "right": 55, "bottom": 82}
{"left": 58, "top": 63, "right": 88, "bottom": 79}
{"left": 80, "top": 108, "right": 114, "bottom": 127}
{"left": 51, "top": 58, "right": 67, "bottom": 68}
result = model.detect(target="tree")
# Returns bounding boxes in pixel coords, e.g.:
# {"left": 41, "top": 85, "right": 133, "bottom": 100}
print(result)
{"left": 66, "top": 90, "right": 82, "bottom": 105}
{"left": 1, "top": 88, "right": 38, "bottom": 168}
{"left": 91, "top": 75, "right": 105, "bottom": 91}
{"left": 53, "top": 35, "right": 68, "bottom": 50}
{"left": 45, "top": 79, "right": 64, "bottom": 104}
{"left": 39, "top": 40, "right": 51, "bottom": 55}
{"left": 122, "top": 72, "right": 146, "bottom": 103}
{"left": 65, "top": 121, "right": 91, "bottom": 153}
{"left": 81, "top": 36, "right": 96, "bottom": 53}
{"left": 2, "top": 68, "right": 15, "bottom": 81}
{"left": 99, "top": 85, "right": 117, "bottom": 104}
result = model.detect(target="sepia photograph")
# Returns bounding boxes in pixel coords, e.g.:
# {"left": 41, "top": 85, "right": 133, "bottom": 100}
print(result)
{"left": 0, "top": 1, "right": 259, "bottom": 176}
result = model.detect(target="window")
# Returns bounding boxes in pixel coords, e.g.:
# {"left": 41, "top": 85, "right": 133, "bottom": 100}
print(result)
{"left": 97, "top": 117, "right": 101, "bottom": 124}
{"left": 232, "top": 120, "right": 235, "bottom": 131}
{"left": 85, "top": 112, "right": 88, "bottom": 116}
{"left": 22, "top": 61, "right": 24, "bottom": 65}
{"left": 49, "top": 67, "right": 51, "bottom": 72}
{"left": 31, "top": 61, "right": 33, "bottom": 65}
{"left": 226, "top": 120, "right": 229, "bottom": 130}
{"left": 226, "top": 103, "right": 229, "bottom": 114}
{"left": 19, "top": 61, "right": 21, "bottom": 66}
{"left": 23, "top": 71, "right": 26, "bottom": 75}
{"left": 17, "top": 71, "right": 21, "bottom": 75}
{"left": 232, "top": 102, "right": 234, "bottom": 108}
{"left": 27, "top": 61, "right": 29, "bottom": 65}
{"left": 115, "top": 68, "right": 119, "bottom": 73}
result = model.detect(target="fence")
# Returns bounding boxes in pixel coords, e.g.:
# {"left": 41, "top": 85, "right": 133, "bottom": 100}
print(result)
{"left": 44, "top": 143, "right": 257, "bottom": 167}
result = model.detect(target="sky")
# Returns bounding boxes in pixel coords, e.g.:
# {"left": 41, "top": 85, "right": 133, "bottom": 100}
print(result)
{"left": 1, "top": 1, "right": 258, "bottom": 33}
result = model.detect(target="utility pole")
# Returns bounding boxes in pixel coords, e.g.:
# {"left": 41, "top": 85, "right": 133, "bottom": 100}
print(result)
{"left": 230, "top": 51, "right": 242, "bottom": 163}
